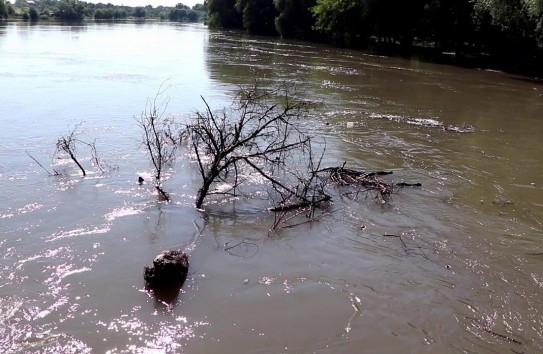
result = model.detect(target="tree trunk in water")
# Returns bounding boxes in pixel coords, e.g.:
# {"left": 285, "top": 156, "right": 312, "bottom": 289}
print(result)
{"left": 195, "top": 181, "right": 211, "bottom": 209}
{"left": 68, "top": 151, "right": 86, "bottom": 176}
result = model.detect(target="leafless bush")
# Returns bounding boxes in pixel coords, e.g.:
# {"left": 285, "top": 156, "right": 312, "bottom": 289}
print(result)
{"left": 184, "top": 79, "right": 330, "bottom": 211}
{"left": 55, "top": 123, "right": 87, "bottom": 176}
{"left": 136, "top": 87, "right": 180, "bottom": 201}
{"left": 28, "top": 123, "right": 108, "bottom": 177}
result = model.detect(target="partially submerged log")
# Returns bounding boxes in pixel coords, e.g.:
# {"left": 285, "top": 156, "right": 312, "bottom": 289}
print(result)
{"left": 144, "top": 250, "right": 189, "bottom": 292}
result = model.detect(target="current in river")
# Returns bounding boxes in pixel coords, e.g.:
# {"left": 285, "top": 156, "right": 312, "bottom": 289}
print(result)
{"left": 1, "top": 21, "right": 542, "bottom": 353}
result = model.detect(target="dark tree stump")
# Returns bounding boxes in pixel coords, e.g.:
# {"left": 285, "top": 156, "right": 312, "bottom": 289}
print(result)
{"left": 144, "top": 250, "right": 189, "bottom": 292}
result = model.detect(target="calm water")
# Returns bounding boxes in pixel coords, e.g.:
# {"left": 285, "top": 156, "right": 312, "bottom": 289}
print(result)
{"left": 1, "top": 21, "right": 542, "bottom": 353}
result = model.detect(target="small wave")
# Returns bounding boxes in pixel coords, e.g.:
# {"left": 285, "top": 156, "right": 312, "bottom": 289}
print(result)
{"left": 1, "top": 203, "right": 43, "bottom": 219}
{"left": 105, "top": 206, "right": 143, "bottom": 222}
{"left": 47, "top": 225, "right": 110, "bottom": 242}
{"left": 321, "top": 80, "right": 357, "bottom": 92}
{"left": 370, "top": 113, "right": 475, "bottom": 132}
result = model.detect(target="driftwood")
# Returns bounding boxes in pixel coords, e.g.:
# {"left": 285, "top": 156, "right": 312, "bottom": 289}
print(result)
{"left": 318, "top": 163, "right": 422, "bottom": 200}
{"left": 269, "top": 195, "right": 331, "bottom": 212}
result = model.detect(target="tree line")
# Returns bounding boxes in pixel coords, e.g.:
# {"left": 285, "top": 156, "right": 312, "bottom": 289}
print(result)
{"left": 206, "top": 0, "right": 543, "bottom": 74}
{"left": 0, "top": 0, "right": 206, "bottom": 22}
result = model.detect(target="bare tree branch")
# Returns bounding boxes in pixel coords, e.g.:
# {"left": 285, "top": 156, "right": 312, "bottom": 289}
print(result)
{"left": 136, "top": 86, "right": 179, "bottom": 202}
{"left": 184, "top": 79, "right": 323, "bottom": 210}
{"left": 26, "top": 150, "right": 60, "bottom": 176}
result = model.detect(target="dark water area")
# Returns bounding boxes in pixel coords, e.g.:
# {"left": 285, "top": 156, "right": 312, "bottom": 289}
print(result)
{"left": 1, "top": 21, "right": 542, "bottom": 353}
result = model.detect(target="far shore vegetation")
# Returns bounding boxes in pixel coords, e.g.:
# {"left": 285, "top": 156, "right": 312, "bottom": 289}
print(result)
{"left": 0, "top": 0, "right": 206, "bottom": 22}
{"left": 1, "top": 0, "right": 542, "bottom": 76}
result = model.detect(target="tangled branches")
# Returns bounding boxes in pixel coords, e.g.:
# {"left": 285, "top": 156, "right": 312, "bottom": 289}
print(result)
{"left": 28, "top": 122, "right": 107, "bottom": 177}
{"left": 133, "top": 79, "right": 421, "bottom": 229}
{"left": 136, "top": 87, "right": 179, "bottom": 201}
{"left": 318, "top": 163, "right": 421, "bottom": 200}
{"left": 185, "top": 80, "right": 326, "bottom": 210}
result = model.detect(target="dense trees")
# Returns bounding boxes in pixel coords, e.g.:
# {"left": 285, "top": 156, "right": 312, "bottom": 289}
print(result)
{"left": 236, "top": 0, "right": 278, "bottom": 34}
{"left": 3, "top": 0, "right": 541, "bottom": 73}
{"left": 0, "top": 0, "right": 13, "bottom": 19}
{"left": 56, "top": 0, "right": 86, "bottom": 21}
{"left": 207, "top": 0, "right": 243, "bottom": 29}
{"left": 206, "top": 0, "right": 543, "bottom": 73}
{"left": 3, "top": 0, "right": 205, "bottom": 22}
{"left": 0, "top": 0, "right": 6, "bottom": 20}
{"left": 274, "top": 0, "right": 316, "bottom": 39}
{"left": 28, "top": 6, "right": 39, "bottom": 20}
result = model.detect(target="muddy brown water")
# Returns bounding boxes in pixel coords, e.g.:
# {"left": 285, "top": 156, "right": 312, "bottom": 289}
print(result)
{"left": 1, "top": 21, "right": 542, "bottom": 353}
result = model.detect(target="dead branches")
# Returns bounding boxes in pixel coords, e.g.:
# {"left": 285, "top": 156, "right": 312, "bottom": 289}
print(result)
{"left": 182, "top": 79, "right": 421, "bottom": 219}
{"left": 26, "top": 150, "right": 60, "bottom": 176}
{"left": 55, "top": 124, "right": 87, "bottom": 176}
{"left": 28, "top": 122, "right": 107, "bottom": 177}
{"left": 318, "top": 163, "right": 421, "bottom": 200}
{"left": 136, "top": 87, "right": 179, "bottom": 201}
{"left": 185, "top": 80, "right": 327, "bottom": 210}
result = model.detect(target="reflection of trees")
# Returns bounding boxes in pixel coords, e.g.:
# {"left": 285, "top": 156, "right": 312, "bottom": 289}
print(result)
{"left": 204, "top": 31, "right": 274, "bottom": 85}
{"left": 202, "top": 30, "right": 351, "bottom": 103}
{"left": 204, "top": 31, "right": 315, "bottom": 86}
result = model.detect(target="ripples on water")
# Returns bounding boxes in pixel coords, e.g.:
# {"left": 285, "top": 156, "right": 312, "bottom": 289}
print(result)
{"left": 1, "top": 22, "right": 542, "bottom": 353}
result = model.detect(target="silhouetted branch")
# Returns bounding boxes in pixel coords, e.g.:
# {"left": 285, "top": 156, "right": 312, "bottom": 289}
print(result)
{"left": 136, "top": 85, "right": 179, "bottom": 202}
{"left": 26, "top": 150, "right": 60, "bottom": 176}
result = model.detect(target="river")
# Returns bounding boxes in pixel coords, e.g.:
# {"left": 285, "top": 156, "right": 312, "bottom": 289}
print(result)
{"left": 1, "top": 21, "right": 542, "bottom": 353}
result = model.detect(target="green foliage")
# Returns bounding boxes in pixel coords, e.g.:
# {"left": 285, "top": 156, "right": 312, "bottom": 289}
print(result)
{"left": 193, "top": 3, "right": 206, "bottom": 11}
{"left": 207, "top": 0, "right": 243, "bottom": 29}
{"left": 419, "top": 0, "right": 475, "bottom": 50}
{"left": 56, "top": 0, "right": 86, "bottom": 21}
{"left": 5, "top": 0, "right": 205, "bottom": 22}
{"left": 0, "top": 0, "right": 15, "bottom": 21}
{"left": 29, "top": 7, "right": 39, "bottom": 21}
{"left": 0, "top": 0, "right": 8, "bottom": 19}
{"left": 169, "top": 8, "right": 187, "bottom": 21}
{"left": 133, "top": 6, "right": 146, "bottom": 18}
{"left": 168, "top": 6, "right": 201, "bottom": 22}
{"left": 473, "top": 0, "right": 542, "bottom": 53}
{"left": 187, "top": 9, "right": 199, "bottom": 21}
{"left": 236, "top": 0, "right": 278, "bottom": 34}
{"left": 3, "top": 0, "right": 541, "bottom": 72}
{"left": 312, "top": 0, "right": 368, "bottom": 44}
{"left": 274, "top": 0, "right": 316, "bottom": 39}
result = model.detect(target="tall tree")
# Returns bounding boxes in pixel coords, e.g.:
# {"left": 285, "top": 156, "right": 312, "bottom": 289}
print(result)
{"left": 473, "top": 0, "right": 539, "bottom": 54}
{"left": 419, "top": 0, "right": 475, "bottom": 51}
{"left": 274, "top": 0, "right": 316, "bottom": 39}
{"left": 206, "top": 0, "right": 243, "bottom": 29}
{"left": 0, "top": 0, "right": 8, "bottom": 19}
{"left": 134, "top": 6, "right": 146, "bottom": 18}
{"left": 56, "top": 0, "right": 86, "bottom": 21}
{"left": 312, "top": 0, "right": 369, "bottom": 46}
{"left": 236, "top": 0, "right": 278, "bottom": 34}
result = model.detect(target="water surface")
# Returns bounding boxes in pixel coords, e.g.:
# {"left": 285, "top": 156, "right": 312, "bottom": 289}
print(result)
{"left": 1, "top": 21, "right": 542, "bottom": 353}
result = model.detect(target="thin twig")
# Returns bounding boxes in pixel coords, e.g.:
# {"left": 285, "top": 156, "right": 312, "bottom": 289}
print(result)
{"left": 26, "top": 150, "right": 60, "bottom": 176}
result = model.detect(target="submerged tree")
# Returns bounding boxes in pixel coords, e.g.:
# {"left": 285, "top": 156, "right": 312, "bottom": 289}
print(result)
{"left": 135, "top": 79, "right": 421, "bottom": 219}
{"left": 136, "top": 89, "right": 179, "bottom": 201}
{"left": 184, "top": 80, "right": 330, "bottom": 210}
{"left": 54, "top": 123, "right": 107, "bottom": 177}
